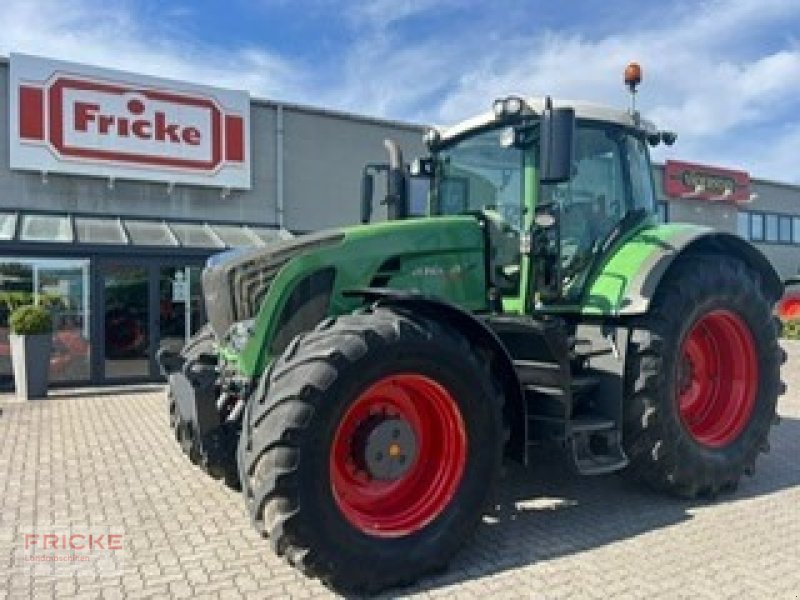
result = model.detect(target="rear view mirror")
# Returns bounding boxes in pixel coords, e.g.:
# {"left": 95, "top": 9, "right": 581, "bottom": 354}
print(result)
{"left": 360, "top": 171, "right": 374, "bottom": 224}
{"left": 539, "top": 100, "right": 575, "bottom": 185}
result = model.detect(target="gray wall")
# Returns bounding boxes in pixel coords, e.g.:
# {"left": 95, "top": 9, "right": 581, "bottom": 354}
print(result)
{"left": 747, "top": 179, "right": 800, "bottom": 279}
{"left": 282, "top": 107, "right": 424, "bottom": 231}
{"left": 653, "top": 164, "right": 800, "bottom": 280}
{"left": 652, "top": 165, "right": 738, "bottom": 233}
{"left": 0, "top": 60, "right": 424, "bottom": 230}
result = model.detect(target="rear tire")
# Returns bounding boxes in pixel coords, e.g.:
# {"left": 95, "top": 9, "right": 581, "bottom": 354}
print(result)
{"left": 238, "top": 306, "right": 504, "bottom": 594}
{"left": 623, "top": 255, "right": 784, "bottom": 497}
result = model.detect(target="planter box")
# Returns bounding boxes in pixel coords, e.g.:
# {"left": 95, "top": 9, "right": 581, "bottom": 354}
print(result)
{"left": 10, "top": 333, "right": 52, "bottom": 400}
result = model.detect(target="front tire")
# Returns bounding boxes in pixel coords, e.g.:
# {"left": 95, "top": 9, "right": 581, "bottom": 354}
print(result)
{"left": 623, "top": 255, "right": 784, "bottom": 497}
{"left": 238, "top": 306, "right": 504, "bottom": 594}
{"left": 167, "top": 324, "right": 240, "bottom": 487}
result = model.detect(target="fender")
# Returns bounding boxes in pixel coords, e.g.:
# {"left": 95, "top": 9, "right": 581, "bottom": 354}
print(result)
{"left": 582, "top": 224, "right": 783, "bottom": 316}
{"left": 345, "top": 288, "right": 526, "bottom": 459}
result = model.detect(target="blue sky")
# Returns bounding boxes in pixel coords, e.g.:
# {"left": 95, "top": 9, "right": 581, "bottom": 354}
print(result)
{"left": 3, "top": 0, "right": 800, "bottom": 181}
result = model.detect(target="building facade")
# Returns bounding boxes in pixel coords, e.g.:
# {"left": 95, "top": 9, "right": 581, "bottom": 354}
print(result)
{"left": 653, "top": 163, "right": 800, "bottom": 280}
{"left": 0, "top": 54, "right": 424, "bottom": 388}
{"left": 1, "top": 54, "right": 797, "bottom": 389}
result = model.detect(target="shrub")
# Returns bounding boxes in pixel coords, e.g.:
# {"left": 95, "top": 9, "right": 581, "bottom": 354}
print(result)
{"left": 9, "top": 304, "right": 53, "bottom": 335}
{"left": 781, "top": 318, "right": 800, "bottom": 341}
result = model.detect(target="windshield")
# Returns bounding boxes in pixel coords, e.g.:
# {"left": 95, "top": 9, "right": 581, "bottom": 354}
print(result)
{"left": 433, "top": 129, "right": 526, "bottom": 231}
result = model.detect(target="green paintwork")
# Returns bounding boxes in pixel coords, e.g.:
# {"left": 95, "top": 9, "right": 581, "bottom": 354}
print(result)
{"left": 502, "top": 145, "right": 537, "bottom": 315}
{"left": 550, "top": 221, "right": 708, "bottom": 316}
{"left": 236, "top": 216, "right": 488, "bottom": 378}
{"left": 218, "top": 118, "right": 715, "bottom": 383}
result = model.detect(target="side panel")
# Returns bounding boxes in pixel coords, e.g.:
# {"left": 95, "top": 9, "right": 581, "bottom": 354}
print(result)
{"left": 581, "top": 222, "right": 702, "bottom": 315}
{"left": 238, "top": 216, "right": 488, "bottom": 377}
{"left": 560, "top": 222, "right": 781, "bottom": 316}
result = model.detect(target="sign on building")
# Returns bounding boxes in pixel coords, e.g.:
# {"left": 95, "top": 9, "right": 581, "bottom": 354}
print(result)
{"left": 9, "top": 53, "right": 251, "bottom": 189}
{"left": 664, "top": 160, "right": 750, "bottom": 203}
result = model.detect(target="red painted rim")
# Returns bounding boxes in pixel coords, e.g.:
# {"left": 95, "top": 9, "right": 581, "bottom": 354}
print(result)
{"left": 677, "top": 309, "right": 759, "bottom": 448}
{"left": 330, "top": 374, "right": 467, "bottom": 537}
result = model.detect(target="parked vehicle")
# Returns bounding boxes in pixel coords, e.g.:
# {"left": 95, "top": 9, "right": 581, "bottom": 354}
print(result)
{"left": 159, "top": 65, "right": 784, "bottom": 594}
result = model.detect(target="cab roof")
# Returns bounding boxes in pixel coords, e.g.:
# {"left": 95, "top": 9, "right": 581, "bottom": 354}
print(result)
{"left": 437, "top": 97, "right": 658, "bottom": 144}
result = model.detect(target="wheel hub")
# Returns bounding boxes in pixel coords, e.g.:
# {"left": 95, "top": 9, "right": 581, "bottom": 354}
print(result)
{"left": 330, "top": 373, "right": 467, "bottom": 538}
{"left": 362, "top": 418, "right": 417, "bottom": 480}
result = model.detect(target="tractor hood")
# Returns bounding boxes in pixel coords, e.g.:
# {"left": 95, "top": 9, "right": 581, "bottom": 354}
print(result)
{"left": 215, "top": 216, "right": 489, "bottom": 377}
{"left": 202, "top": 230, "right": 345, "bottom": 340}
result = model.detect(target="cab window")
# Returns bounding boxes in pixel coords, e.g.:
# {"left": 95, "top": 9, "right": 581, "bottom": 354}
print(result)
{"left": 542, "top": 123, "right": 645, "bottom": 300}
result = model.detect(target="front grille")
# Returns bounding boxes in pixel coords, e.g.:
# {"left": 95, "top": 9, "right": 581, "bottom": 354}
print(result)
{"left": 232, "top": 252, "right": 293, "bottom": 324}
{"left": 202, "top": 231, "right": 343, "bottom": 339}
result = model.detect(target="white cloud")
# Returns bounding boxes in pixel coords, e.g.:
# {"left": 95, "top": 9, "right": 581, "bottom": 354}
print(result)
{"left": 0, "top": 0, "right": 304, "bottom": 99}
{"left": 345, "top": 0, "right": 458, "bottom": 29}
{"left": 422, "top": 0, "right": 800, "bottom": 180}
{"left": 1, "top": 0, "right": 799, "bottom": 180}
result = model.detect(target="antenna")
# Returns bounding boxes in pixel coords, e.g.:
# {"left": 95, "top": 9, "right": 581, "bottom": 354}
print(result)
{"left": 624, "top": 62, "right": 642, "bottom": 115}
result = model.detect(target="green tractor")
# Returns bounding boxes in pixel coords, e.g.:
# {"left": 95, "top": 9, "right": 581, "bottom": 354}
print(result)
{"left": 159, "top": 72, "right": 785, "bottom": 593}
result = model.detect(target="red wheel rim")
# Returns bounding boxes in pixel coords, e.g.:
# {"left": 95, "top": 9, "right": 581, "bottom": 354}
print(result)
{"left": 330, "top": 374, "right": 467, "bottom": 537}
{"left": 677, "top": 309, "right": 758, "bottom": 447}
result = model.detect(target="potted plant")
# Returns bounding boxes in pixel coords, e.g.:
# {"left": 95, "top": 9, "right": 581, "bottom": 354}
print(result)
{"left": 9, "top": 304, "right": 53, "bottom": 400}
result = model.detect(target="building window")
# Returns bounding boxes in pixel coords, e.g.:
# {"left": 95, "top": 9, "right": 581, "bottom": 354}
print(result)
{"left": 0, "top": 213, "right": 17, "bottom": 240}
{"left": 779, "top": 215, "right": 792, "bottom": 243}
{"left": 737, "top": 211, "right": 749, "bottom": 238}
{"left": 750, "top": 213, "right": 764, "bottom": 241}
{"left": 765, "top": 214, "right": 778, "bottom": 242}
{"left": 794, "top": 217, "right": 800, "bottom": 244}
{"left": 0, "top": 258, "right": 91, "bottom": 386}
{"left": 657, "top": 202, "right": 668, "bottom": 223}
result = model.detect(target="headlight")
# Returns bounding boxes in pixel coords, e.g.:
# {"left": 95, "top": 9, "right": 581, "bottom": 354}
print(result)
{"left": 505, "top": 96, "right": 524, "bottom": 115}
{"left": 492, "top": 98, "right": 507, "bottom": 118}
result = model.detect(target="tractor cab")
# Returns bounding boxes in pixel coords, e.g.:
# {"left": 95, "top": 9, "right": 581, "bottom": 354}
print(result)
{"left": 418, "top": 97, "right": 675, "bottom": 313}
{"left": 362, "top": 84, "right": 677, "bottom": 315}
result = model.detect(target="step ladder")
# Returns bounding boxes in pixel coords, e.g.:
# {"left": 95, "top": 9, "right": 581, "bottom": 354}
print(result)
{"left": 515, "top": 359, "right": 628, "bottom": 475}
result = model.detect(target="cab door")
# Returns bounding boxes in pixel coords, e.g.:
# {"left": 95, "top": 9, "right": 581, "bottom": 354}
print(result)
{"left": 536, "top": 122, "right": 655, "bottom": 308}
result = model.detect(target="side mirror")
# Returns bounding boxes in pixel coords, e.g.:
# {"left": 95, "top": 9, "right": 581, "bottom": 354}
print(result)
{"left": 539, "top": 102, "right": 575, "bottom": 185}
{"left": 360, "top": 171, "right": 374, "bottom": 224}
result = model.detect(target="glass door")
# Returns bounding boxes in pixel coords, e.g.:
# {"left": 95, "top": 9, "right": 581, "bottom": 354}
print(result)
{"left": 158, "top": 266, "right": 206, "bottom": 360}
{"left": 97, "top": 261, "right": 206, "bottom": 383}
{"left": 158, "top": 266, "right": 189, "bottom": 357}
{"left": 100, "top": 264, "right": 150, "bottom": 380}
{"left": 0, "top": 258, "right": 91, "bottom": 389}
{"left": 36, "top": 260, "right": 91, "bottom": 383}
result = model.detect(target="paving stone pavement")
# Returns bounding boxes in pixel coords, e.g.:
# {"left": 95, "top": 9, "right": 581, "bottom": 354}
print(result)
{"left": 1, "top": 343, "right": 799, "bottom": 599}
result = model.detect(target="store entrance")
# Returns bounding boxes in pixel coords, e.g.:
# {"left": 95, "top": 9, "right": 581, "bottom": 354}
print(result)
{"left": 100, "top": 264, "right": 150, "bottom": 380}
{"left": 96, "top": 261, "right": 205, "bottom": 383}
{"left": 158, "top": 265, "right": 205, "bottom": 358}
